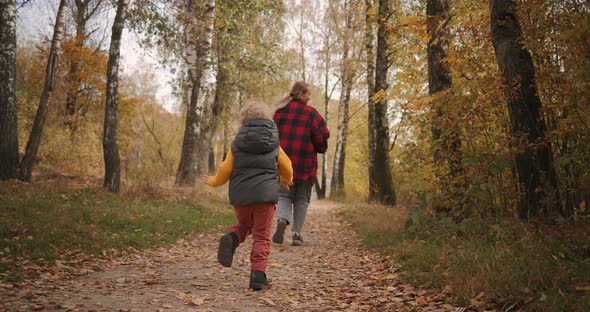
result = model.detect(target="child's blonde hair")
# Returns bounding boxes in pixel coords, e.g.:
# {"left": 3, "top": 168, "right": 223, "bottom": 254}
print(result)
{"left": 239, "top": 100, "right": 272, "bottom": 124}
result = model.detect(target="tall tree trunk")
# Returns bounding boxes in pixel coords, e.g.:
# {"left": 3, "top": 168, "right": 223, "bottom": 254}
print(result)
{"left": 371, "top": 0, "right": 396, "bottom": 205}
{"left": 315, "top": 32, "right": 332, "bottom": 199}
{"left": 208, "top": 145, "right": 215, "bottom": 174}
{"left": 64, "top": 0, "right": 104, "bottom": 129}
{"left": 176, "top": 0, "right": 215, "bottom": 186}
{"left": 176, "top": 0, "right": 197, "bottom": 179}
{"left": 427, "top": 0, "right": 464, "bottom": 213}
{"left": 331, "top": 78, "right": 352, "bottom": 198}
{"left": 18, "top": 0, "right": 68, "bottom": 181}
{"left": 0, "top": 0, "right": 18, "bottom": 180}
{"left": 196, "top": 89, "right": 213, "bottom": 175}
{"left": 365, "top": 0, "right": 377, "bottom": 200}
{"left": 298, "top": 3, "right": 306, "bottom": 82}
{"left": 102, "top": 0, "right": 127, "bottom": 193}
{"left": 490, "top": 0, "right": 561, "bottom": 220}
{"left": 331, "top": 1, "right": 352, "bottom": 198}
{"left": 223, "top": 123, "right": 229, "bottom": 160}
{"left": 203, "top": 32, "right": 231, "bottom": 174}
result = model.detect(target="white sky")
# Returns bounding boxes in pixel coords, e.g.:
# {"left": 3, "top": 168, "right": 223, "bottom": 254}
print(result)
{"left": 16, "top": 1, "right": 177, "bottom": 113}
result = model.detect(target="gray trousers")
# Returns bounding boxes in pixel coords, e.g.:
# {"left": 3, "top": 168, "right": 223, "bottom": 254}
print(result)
{"left": 276, "top": 180, "right": 312, "bottom": 233}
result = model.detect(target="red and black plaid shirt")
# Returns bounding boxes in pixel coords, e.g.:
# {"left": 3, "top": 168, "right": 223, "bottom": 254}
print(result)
{"left": 273, "top": 98, "right": 330, "bottom": 183}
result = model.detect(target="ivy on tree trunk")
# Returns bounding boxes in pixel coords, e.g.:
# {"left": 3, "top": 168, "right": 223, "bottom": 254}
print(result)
{"left": 427, "top": 0, "right": 465, "bottom": 214}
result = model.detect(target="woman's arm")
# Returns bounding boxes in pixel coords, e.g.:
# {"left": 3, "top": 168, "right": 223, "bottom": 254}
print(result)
{"left": 311, "top": 110, "right": 330, "bottom": 153}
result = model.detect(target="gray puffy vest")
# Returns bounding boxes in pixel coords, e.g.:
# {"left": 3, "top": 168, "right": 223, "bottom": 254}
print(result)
{"left": 229, "top": 119, "right": 281, "bottom": 206}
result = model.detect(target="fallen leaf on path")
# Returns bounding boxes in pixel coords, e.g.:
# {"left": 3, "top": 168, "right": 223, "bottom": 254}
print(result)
{"left": 60, "top": 303, "right": 76, "bottom": 310}
{"left": 144, "top": 279, "right": 160, "bottom": 285}
{"left": 18, "top": 288, "right": 31, "bottom": 297}
{"left": 261, "top": 297, "right": 276, "bottom": 306}
{"left": 0, "top": 283, "right": 14, "bottom": 289}
{"left": 171, "top": 289, "right": 207, "bottom": 306}
{"left": 24, "top": 263, "right": 43, "bottom": 271}
{"left": 189, "top": 297, "right": 205, "bottom": 306}
{"left": 55, "top": 260, "right": 73, "bottom": 270}
{"left": 383, "top": 274, "right": 398, "bottom": 280}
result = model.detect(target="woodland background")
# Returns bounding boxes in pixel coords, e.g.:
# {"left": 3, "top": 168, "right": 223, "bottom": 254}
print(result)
{"left": 1, "top": 0, "right": 589, "bottom": 311}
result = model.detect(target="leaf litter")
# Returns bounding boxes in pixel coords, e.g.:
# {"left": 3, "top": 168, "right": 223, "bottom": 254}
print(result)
{"left": 0, "top": 200, "right": 492, "bottom": 311}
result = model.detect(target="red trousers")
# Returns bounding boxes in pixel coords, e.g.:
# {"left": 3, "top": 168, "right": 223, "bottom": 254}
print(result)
{"left": 229, "top": 203, "right": 275, "bottom": 272}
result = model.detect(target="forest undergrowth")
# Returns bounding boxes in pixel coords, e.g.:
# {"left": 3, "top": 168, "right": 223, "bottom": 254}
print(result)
{"left": 340, "top": 202, "right": 590, "bottom": 311}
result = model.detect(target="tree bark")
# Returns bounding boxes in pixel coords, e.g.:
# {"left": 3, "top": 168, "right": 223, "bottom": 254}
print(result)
{"left": 196, "top": 89, "right": 212, "bottom": 175}
{"left": 371, "top": 0, "right": 396, "bottom": 205}
{"left": 331, "top": 2, "right": 352, "bottom": 198}
{"left": 490, "top": 0, "right": 561, "bottom": 219}
{"left": 331, "top": 80, "right": 351, "bottom": 198}
{"left": 18, "top": 0, "right": 68, "bottom": 181}
{"left": 365, "top": 0, "right": 377, "bottom": 200}
{"left": 427, "top": 0, "right": 464, "bottom": 213}
{"left": 315, "top": 31, "right": 332, "bottom": 199}
{"left": 64, "top": 0, "right": 105, "bottom": 129}
{"left": 176, "top": 0, "right": 215, "bottom": 186}
{"left": 202, "top": 30, "right": 232, "bottom": 175}
{"left": 0, "top": 0, "right": 18, "bottom": 180}
{"left": 102, "top": 0, "right": 127, "bottom": 193}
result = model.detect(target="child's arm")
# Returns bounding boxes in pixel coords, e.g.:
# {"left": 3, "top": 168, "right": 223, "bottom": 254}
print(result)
{"left": 277, "top": 147, "right": 293, "bottom": 190}
{"left": 204, "top": 149, "right": 234, "bottom": 186}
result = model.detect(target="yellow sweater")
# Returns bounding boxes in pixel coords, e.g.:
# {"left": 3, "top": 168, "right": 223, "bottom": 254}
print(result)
{"left": 207, "top": 147, "right": 293, "bottom": 189}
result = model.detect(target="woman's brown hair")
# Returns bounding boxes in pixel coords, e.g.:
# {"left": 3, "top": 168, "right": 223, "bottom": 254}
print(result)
{"left": 272, "top": 81, "right": 310, "bottom": 112}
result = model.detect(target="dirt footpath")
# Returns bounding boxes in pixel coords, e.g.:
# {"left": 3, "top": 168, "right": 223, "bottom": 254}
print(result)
{"left": 1, "top": 200, "right": 467, "bottom": 311}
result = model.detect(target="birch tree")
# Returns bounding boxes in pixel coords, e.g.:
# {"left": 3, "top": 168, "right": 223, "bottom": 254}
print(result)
{"left": 331, "top": 0, "right": 354, "bottom": 198}
{"left": 103, "top": 0, "right": 128, "bottom": 192}
{"left": 0, "top": 0, "right": 18, "bottom": 180}
{"left": 18, "top": 0, "right": 68, "bottom": 181}
{"left": 315, "top": 15, "right": 336, "bottom": 199}
{"left": 176, "top": 0, "right": 215, "bottom": 186}
{"left": 490, "top": 0, "right": 560, "bottom": 219}
{"left": 371, "top": 0, "right": 396, "bottom": 205}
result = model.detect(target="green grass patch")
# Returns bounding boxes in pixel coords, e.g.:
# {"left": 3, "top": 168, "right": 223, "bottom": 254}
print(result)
{"left": 0, "top": 181, "right": 234, "bottom": 280}
{"left": 339, "top": 204, "right": 590, "bottom": 312}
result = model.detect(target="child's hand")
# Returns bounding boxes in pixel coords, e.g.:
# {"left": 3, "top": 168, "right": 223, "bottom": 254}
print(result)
{"left": 281, "top": 181, "right": 292, "bottom": 191}
{"left": 200, "top": 176, "right": 211, "bottom": 185}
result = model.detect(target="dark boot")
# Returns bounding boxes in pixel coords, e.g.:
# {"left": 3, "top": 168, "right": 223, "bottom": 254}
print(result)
{"left": 249, "top": 270, "right": 269, "bottom": 291}
{"left": 292, "top": 232, "right": 304, "bottom": 246}
{"left": 272, "top": 219, "right": 288, "bottom": 244}
{"left": 217, "top": 232, "right": 238, "bottom": 267}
